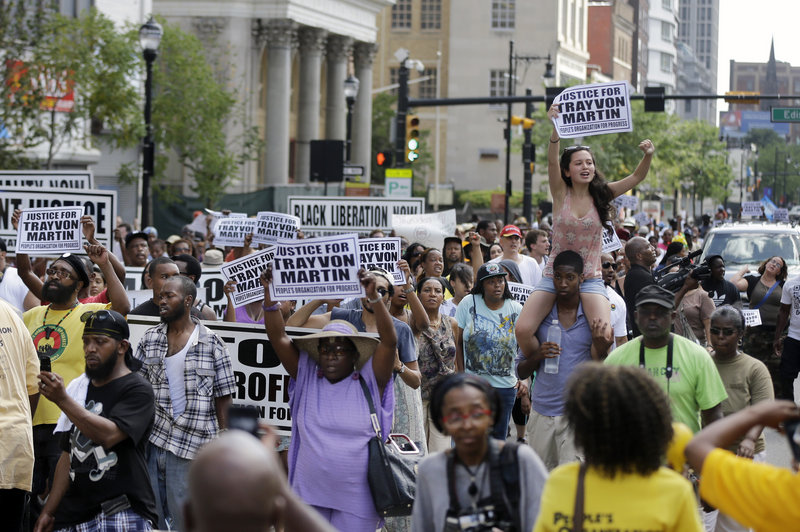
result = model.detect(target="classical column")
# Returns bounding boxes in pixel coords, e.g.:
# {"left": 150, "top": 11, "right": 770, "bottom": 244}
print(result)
{"left": 352, "top": 42, "right": 378, "bottom": 183}
{"left": 324, "top": 35, "right": 352, "bottom": 141}
{"left": 264, "top": 19, "right": 296, "bottom": 185}
{"left": 295, "top": 27, "right": 327, "bottom": 183}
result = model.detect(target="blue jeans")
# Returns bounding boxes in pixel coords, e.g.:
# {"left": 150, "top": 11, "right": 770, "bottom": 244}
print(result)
{"left": 145, "top": 443, "right": 192, "bottom": 531}
{"left": 492, "top": 386, "right": 517, "bottom": 440}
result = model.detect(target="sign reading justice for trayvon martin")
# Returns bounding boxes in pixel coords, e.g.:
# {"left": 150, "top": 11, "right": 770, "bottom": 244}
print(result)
{"left": 16, "top": 207, "right": 84, "bottom": 254}
{"left": 269, "top": 233, "right": 364, "bottom": 301}
{"left": 551, "top": 81, "right": 633, "bottom": 139}
{"left": 359, "top": 238, "right": 404, "bottom": 285}
{"left": 220, "top": 246, "right": 275, "bottom": 307}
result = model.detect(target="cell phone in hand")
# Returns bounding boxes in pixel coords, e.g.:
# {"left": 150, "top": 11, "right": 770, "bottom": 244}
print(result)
{"left": 40, "top": 356, "right": 51, "bottom": 373}
{"left": 227, "top": 404, "right": 260, "bottom": 437}
{"left": 785, "top": 419, "right": 800, "bottom": 462}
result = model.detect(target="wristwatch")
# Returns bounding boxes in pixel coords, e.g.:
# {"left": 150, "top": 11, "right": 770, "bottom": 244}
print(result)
{"left": 402, "top": 286, "right": 415, "bottom": 294}
{"left": 396, "top": 363, "right": 406, "bottom": 374}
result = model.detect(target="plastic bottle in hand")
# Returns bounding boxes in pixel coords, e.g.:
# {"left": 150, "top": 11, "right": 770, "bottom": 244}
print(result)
{"left": 543, "top": 319, "right": 561, "bottom": 374}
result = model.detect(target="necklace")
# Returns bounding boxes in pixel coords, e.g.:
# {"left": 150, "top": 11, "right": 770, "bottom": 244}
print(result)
{"left": 42, "top": 302, "right": 79, "bottom": 339}
{"left": 460, "top": 460, "right": 487, "bottom": 506}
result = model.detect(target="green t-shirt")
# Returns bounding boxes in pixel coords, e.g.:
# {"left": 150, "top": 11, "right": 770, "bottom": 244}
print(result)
{"left": 605, "top": 334, "right": 727, "bottom": 433}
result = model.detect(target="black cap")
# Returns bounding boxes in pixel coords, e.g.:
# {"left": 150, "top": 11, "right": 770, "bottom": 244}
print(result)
{"left": 55, "top": 253, "right": 90, "bottom": 288}
{"left": 125, "top": 231, "right": 149, "bottom": 248}
{"left": 635, "top": 285, "right": 675, "bottom": 309}
{"left": 171, "top": 253, "right": 202, "bottom": 283}
{"left": 81, "top": 309, "right": 130, "bottom": 340}
{"left": 476, "top": 262, "right": 507, "bottom": 283}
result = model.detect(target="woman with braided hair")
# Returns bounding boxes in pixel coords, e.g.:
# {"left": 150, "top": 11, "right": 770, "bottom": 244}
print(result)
{"left": 533, "top": 363, "right": 703, "bottom": 532}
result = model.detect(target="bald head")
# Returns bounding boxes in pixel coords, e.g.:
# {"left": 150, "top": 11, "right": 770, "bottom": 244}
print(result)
{"left": 184, "top": 431, "right": 284, "bottom": 532}
{"left": 625, "top": 236, "right": 656, "bottom": 267}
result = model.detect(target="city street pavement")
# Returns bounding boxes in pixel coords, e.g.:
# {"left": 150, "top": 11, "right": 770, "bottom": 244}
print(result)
{"left": 763, "top": 378, "right": 800, "bottom": 470}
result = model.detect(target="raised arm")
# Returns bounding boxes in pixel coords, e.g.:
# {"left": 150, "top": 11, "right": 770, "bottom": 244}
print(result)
{"left": 730, "top": 267, "right": 749, "bottom": 292}
{"left": 82, "top": 215, "right": 125, "bottom": 284}
{"left": 12, "top": 209, "right": 44, "bottom": 299}
{"left": 468, "top": 232, "right": 483, "bottom": 284}
{"left": 399, "top": 259, "right": 429, "bottom": 332}
{"left": 85, "top": 244, "right": 130, "bottom": 315}
{"left": 547, "top": 104, "right": 567, "bottom": 199}
{"left": 364, "top": 271, "right": 397, "bottom": 393}
{"left": 285, "top": 299, "right": 332, "bottom": 329}
{"left": 261, "top": 266, "right": 300, "bottom": 379}
{"left": 223, "top": 280, "right": 237, "bottom": 323}
{"left": 607, "top": 139, "right": 655, "bottom": 198}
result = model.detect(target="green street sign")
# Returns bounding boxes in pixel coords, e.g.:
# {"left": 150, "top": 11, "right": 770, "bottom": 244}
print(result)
{"left": 771, "top": 108, "right": 800, "bottom": 122}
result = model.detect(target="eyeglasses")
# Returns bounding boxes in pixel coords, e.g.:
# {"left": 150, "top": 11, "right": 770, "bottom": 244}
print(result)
{"left": 563, "top": 145, "right": 591, "bottom": 153}
{"left": 601, "top": 262, "right": 617, "bottom": 269}
{"left": 709, "top": 327, "right": 738, "bottom": 337}
{"left": 46, "top": 268, "right": 76, "bottom": 281}
{"left": 318, "top": 345, "right": 355, "bottom": 360}
{"left": 442, "top": 409, "right": 492, "bottom": 427}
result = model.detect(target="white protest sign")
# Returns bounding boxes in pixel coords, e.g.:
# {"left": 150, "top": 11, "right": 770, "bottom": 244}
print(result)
{"left": 213, "top": 218, "right": 258, "bottom": 247}
{"left": 508, "top": 282, "right": 534, "bottom": 304}
{"left": 359, "top": 238, "right": 404, "bottom": 284}
{"left": 774, "top": 208, "right": 789, "bottom": 223}
{"left": 612, "top": 195, "right": 639, "bottom": 211}
{"left": 128, "top": 316, "right": 307, "bottom": 437}
{"left": 269, "top": 234, "right": 364, "bottom": 301}
{"left": 208, "top": 210, "right": 247, "bottom": 233}
{"left": 0, "top": 170, "right": 93, "bottom": 189}
{"left": 552, "top": 81, "right": 633, "bottom": 139}
{"left": 741, "top": 201, "right": 763, "bottom": 218}
{"left": 16, "top": 207, "right": 84, "bottom": 254}
{"left": 634, "top": 212, "right": 650, "bottom": 227}
{"left": 392, "top": 209, "right": 457, "bottom": 250}
{"left": 0, "top": 188, "right": 117, "bottom": 255}
{"left": 601, "top": 222, "right": 623, "bottom": 253}
{"left": 220, "top": 247, "right": 275, "bottom": 307}
{"left": 742, "top": 309, "right": 762, "bottom": 327}
{"left": 253, "top": 211, "right": 300, "bottom": 245}
{"left": 124, "top": 266, "right": 224, "bottom": 319}
{"left": 287, "top": 196, "right": 425, "bottom": 234}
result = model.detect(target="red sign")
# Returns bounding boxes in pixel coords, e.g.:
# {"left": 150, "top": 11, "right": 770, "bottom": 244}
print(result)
{"left": 6, "top": 60, "right": 75, "bottom": 113}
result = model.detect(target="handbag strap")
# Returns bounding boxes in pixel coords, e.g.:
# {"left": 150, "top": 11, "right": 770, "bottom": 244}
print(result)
{"left": 572, "top": 462, "right": 588, "bottom": 532}
{"left": 358, "top": 375, "right": 383, "bottom": 439}
{"left": 750, "top": 280, "right": 779, "bottom": 311}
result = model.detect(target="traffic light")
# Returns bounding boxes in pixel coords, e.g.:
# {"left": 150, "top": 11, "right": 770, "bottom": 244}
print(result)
{"left": 644, "top": 86, "right": 665, "bottom": 112}
{"left": 405, "top": 114, "right": 420, "bottom": 163}
{"left": 510, "top": 116, "right": 535, "bottom": 129}
{"left": 376, "top": 150, "right": 392, "bottom": 167}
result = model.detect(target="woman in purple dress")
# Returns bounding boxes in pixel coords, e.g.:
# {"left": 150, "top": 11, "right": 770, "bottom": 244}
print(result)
{"left": 261, "top": 267, "right": 397, "bottom": 531}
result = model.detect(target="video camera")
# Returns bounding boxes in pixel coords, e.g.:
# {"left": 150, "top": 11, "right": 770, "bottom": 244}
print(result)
{"left": 653, "top": 249, "right": 712, "bottom": 293}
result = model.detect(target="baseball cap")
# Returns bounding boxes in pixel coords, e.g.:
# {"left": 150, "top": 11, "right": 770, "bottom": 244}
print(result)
{"left": 125, "top": 232, "right": 149, "bottom": 248}
{"left": 635, "top": 285, "right": 675, "bottom": 309}
{"left": 81, "top": 309, "right": 130, "bottom": 340}
{"left": 142, "top": 226, "right": 158, "bottom": 237}
{"left": 500, "top": 225, "right": 522, "bottom": 238}
{"left": 476, "top": 262, "right": 507, "bottom": 283}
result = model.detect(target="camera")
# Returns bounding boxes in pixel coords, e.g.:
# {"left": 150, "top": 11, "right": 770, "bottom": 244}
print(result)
{"left": 654, "top": 249, "right": 711, "bottom": 293}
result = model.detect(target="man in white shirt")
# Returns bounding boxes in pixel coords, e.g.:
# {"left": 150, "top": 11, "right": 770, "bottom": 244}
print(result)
{"left": 489, "top": 225, "right": 541, "bottom": 287}
{"left": 524, "top": 229, "right": 550, "bottom": 270}
{"left": 601, "top": 252, "right": 628, "bottom": 350}
{"left": 0, "top": 237, "right": 38, "bottom": 312}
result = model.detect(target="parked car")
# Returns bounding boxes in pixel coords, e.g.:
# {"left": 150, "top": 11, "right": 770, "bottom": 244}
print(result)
{"left": 788, "top": 206, "right": 800, "bottom": 221}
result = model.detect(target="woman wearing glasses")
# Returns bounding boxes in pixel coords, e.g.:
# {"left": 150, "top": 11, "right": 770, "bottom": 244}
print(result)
{"left": 516, "top": 104, "right": 655, "bottom": 360}
{"left": 412, "top": 373, "right": 547, "bottom": 532}
{"left": 708, "top": 305, "right": 774, "bottom": 532}
{"left": 261, "top": 267, "right": 397, "bottom": 532}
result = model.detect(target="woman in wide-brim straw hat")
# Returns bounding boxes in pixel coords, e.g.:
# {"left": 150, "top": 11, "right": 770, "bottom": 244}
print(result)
{"left": 261, "top": 266, "right": 397, "bottom": 532}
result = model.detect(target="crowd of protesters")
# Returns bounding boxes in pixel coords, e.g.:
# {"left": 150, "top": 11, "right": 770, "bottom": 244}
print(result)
{"left": 3, "top": 132, "right": 800, "bottom": 532}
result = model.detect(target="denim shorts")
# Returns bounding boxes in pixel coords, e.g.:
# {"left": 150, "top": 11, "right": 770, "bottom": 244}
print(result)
{"left": 534, "top": 276, "right": 608, "bottom": 298}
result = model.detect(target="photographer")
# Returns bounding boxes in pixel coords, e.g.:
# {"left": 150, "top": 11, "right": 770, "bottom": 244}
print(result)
{"left": 700, "top": 255, "right": 741, "bottom": 308}
{"left": 623, "top": 237, "right": 657, "bottom": 337}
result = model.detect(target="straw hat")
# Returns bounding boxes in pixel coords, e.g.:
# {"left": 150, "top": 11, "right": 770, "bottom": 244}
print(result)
{"left": 293, "top": 320, "right": 378, "bottom": 370}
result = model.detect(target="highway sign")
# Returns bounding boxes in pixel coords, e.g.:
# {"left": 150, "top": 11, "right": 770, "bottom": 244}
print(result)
{"left": 771, "top": 108, "right": 800, "bottom": 123}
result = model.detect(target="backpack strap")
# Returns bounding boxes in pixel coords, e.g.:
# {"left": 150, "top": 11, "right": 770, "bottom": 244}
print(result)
{"left": 487, "top": 440, "right": 521, "bottom": 531}
{"left": 445, "top": 450, "right": 461, "bottom": 515}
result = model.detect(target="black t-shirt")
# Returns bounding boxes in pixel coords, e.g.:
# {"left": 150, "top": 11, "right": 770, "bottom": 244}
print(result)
{"left": 54, "top": 372, "right": 157, "bottom": 527}
{"left": 701, "top": 278, "right": 741, "bottom": 308}
{"left": 623, "top": 264, "right": 656, "bottom": 337}
{"left": 131, "top": 298, "right": 202, "bottom": 319}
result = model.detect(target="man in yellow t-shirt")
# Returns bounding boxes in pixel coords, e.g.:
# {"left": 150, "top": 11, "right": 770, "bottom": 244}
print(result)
{"left": 0, "top": 298, "right": 40, "bottom": 530}
{"left": 20, "top": 243, "right": 130, "bottom": 522}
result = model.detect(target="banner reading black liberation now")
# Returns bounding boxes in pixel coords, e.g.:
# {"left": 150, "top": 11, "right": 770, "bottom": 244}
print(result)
{"left": 17, "top": 206, "right": 84, "bottom": 254}
{"left": 269, "top": 233, "right": 364, "bottom": 301}
{"left": 552, "top": 81, "right": 633, "bottom": 139}
{"left": 220, "top": 246, "right": 275, "bottom": 307}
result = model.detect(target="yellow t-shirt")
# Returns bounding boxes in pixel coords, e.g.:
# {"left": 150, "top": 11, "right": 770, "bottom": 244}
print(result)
{"left": 700, "top": 448, "right": 800, "bottom": 532}
{"left": 533, "top": 462, "right": 703, "bottom": 532}
{"left": 0, "top": 300, "right": 40, "bottom": 490}
{"left": 23, "top": 302, "right": 109, "bottom": 425}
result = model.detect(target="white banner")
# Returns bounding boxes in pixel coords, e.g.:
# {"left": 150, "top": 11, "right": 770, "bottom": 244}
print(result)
{"left": 634, "top": 212, "right": 650, "bottom": 227}
{"left": 213, "top": 218, "right": 258, "bottom": 247}
{"left": 269, "top": 234, "right": 364, "bottom": 301}
{"left": 287, "top": 196, "right": 425, "bottom": 233}
{"left": 774, "top": 208, "right": 789, "bottom": 223}
{"left": 741, "top": 201, "right": 763, "bottom": 218}
{"left": 392, "top": 209, "right": 457, "bottom": 250}
{"left": 0, "top": 188, "right": 117, "bottom": 255}
{"left": 0, "top": 170, "right": 93, "bottom": 189}
{"left": 742, "top": 309, "right": 762, "bottom": 327}
{"left": 220, "top": 247, "right": 275, "bottom": 307}
{"left": 16, "top": 207, "right": 84, "bottom": 254}
{"left": 612, "top": 194, "right": 639, "bottom": 210}
{"left": 601, "top": 222, "right": 623, "bottom": 253}
{"left": 507, "top": 282, "right": 534, "bottom": 304}
{"left": 358, "top": 238, "right": 404, "bottom": 284}
{"left": 552, "top": 81, "right": 633, "bottom": 138}
{"left": 253, "top": 211, "right": 300, "bottom": 245}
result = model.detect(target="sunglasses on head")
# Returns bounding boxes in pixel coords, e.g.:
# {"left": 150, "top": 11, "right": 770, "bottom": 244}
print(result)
{"left": 564, "top": 145, "right": 591, "bottom": 153}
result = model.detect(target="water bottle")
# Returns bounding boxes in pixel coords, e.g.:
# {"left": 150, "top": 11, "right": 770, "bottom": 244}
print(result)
{"left": 543, "top": 319, "right": 561, "bottom": 374}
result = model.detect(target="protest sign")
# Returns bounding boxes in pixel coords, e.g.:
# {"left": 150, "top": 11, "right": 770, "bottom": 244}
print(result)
{"left": 359, "top": 237, "right": 404, "bottom": 284}
{"left": 741, "top": 201, "right": 763, "bottom": 218}
{"left": 16, "top": 207, "right": 84, "bottom": 254}
{"left": 634, "top": 212, "right": 650, "bottom": 227}
{"left": 601, "top": 222, "right": 623, "bottom": 253}
{"left": 220, "top": 247, "right": 275, "bottom": 307}
{"left": 612, "top": 194, "right": 639, "bottom": 211}
{"left": 253, "top": 211, "right": 300, "bottom": 245}
{"left": 0, "top": 188, "right": 117, "bottom": 254}
{"left": 287, "top": 196, "right": 425, "bottom": 234}
{"left": 128, "top": 316, "right": 322, "bottom": 437}
{"left": 508, "top": 282, "right": 534, "bottom": 304}
{"left": 0, "top": 170, "right": 93, "bottom": 189}
{"left": 270, "top": 234, "right": 364, "bottom": 301}
{"left": 125, "top": 266, "right": 221, "bottom": 318}
{"left": 392, "top": 209, "right": 457, "bottom": 250}
{"left": 552, "top": 81, "right": 633, "bottom": 139}
{"left": 742, "top": 309, "right": 762, "bottom": 327}
{"left": 774, "top": 208, "right": 789, "bottom": 223}
{"left": 213, "top": 217, "right": 258, "bottom": 247}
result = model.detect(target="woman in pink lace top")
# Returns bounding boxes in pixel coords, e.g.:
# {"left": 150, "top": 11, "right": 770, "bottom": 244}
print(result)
{"left": 516, "top": 103, "right": 655, "bottom": 361}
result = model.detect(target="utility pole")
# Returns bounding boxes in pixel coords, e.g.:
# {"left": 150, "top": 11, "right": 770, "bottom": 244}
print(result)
{"left": 522, "top": 88, "right": 534, "bottom": 222}
{"left": 395, "top": 60, "right": 409, "bottom": 168}
{"left": 503, "top": 41, "right": 514, "bottom": 224}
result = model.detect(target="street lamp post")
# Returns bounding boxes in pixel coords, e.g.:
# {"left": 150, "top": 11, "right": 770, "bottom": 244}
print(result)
{"left": 784, "top": 155, "right": 791, "bottom": 206}
{"left": 343, "top": 75, "right": 359, "bottom": 163}
{"left": 139, "top": 16, "right": 163, "bottom": 229}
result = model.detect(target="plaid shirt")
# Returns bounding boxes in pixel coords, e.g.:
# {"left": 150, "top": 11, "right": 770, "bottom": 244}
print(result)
{"left": 134, "top": 319, "right": 235, "bottom": 460}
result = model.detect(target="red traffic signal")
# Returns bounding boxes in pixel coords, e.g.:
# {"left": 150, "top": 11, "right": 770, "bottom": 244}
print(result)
{"left": 376, "top": 150, "right": 392, "bottom": 167}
